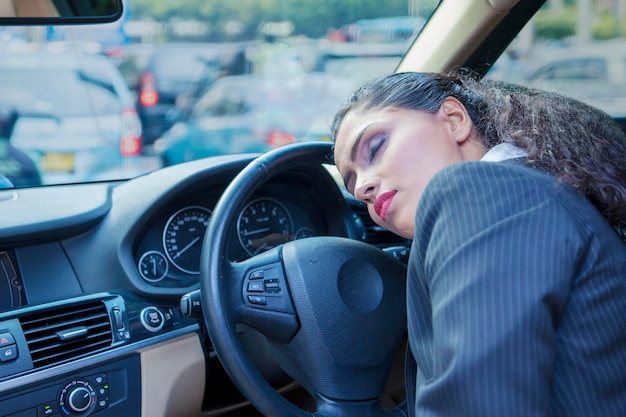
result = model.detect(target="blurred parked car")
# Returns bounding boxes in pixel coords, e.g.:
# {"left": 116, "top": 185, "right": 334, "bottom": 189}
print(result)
{"left": 521, "top": 40, "right": 626, "bottom": 117}
{"left": 314, "top": 41, "right": 408, "bottom": 90}
{"left": 135, "top": 42, "right": 231, "bottom": 148}
{"left": 0, "top": 103, "right": 41, "bottom": 187}
{"left": 108, "top": 42, "right": 154, "bottom": 92}
{"left": 155, "top": 72, "right": 353, "bottom": 166}
{"left": 0, "top": 50, "right": 142, "bottom": 185}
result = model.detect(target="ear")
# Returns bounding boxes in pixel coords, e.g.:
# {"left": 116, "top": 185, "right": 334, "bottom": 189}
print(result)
{"left": 439, "top": 96, "right": 473, "bottom": 144}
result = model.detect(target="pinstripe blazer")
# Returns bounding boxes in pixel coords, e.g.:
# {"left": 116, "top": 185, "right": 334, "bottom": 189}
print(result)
{"left": 406, "top": 159, "right": 626, "bottom": 416}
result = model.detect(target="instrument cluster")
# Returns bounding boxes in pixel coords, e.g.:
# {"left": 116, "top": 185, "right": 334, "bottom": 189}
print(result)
{"left": 134, "top": 184, "right": 324, "bottom": 288}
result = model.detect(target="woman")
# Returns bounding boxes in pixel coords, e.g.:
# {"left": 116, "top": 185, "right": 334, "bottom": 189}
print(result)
{"left": 332, "top": 71, "right": 626, "bottom": 416}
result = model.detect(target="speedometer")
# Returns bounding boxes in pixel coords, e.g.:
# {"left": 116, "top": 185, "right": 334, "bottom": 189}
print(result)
{"left": 237, "top": 198, "right": 293, "bottom": 256}
{"left": 163, "top": 206, "right": 212, "bottom": 274}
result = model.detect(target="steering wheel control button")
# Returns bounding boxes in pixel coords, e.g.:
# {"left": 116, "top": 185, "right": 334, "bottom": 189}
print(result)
{"left": 249, "top": 270, "right": 264, "bottom": 280}
{"left": 264, "top": 279, "right": 280, "bottom": 293}
{"left": 247, "top": 281, "right": 264, "bottom": 292}
{"left": 248, "top": 295, "right": 267, "bottom": 305}
{"left": 243, "top": 262, "right": 295, "bottom": 313}
{"left": 140, "top": 306, "right": 164, "bottom": 332}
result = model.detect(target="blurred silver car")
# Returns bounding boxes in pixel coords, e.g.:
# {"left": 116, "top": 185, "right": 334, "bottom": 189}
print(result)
{"left": 0, "top": 50, "right": 143, "bottom": 184}
{"left": 521, "top": 40, "right": 626, "bottom": 118}
{"left": 155, "top": 72, "right": 353, "bottom": 165}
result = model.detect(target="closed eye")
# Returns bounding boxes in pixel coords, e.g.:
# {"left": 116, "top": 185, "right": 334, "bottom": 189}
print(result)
{"left": 368, "top": 135, "right": 386, "bottom": 162}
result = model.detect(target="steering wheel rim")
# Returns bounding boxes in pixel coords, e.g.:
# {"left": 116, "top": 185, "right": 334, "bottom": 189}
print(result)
{"left": 200, "top": 142, "right": 407, "bottom": 417}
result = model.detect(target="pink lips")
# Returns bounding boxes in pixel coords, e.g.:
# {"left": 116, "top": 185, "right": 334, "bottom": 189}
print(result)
{"left": 374, "top": 190, "right": 397, "bottom": 221}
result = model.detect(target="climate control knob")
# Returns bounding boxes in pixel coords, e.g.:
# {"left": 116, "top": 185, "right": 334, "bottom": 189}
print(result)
{"left": 59, "top": 380, "right": 96, "bottom": 415}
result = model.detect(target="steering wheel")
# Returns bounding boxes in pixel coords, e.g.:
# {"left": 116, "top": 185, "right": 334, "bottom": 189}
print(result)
{"left": 200, "top": 141, "right": 407, "bottom": 417}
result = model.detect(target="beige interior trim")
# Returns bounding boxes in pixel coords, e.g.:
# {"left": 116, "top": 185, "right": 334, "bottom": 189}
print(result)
{"left": 140, "top": 332, "right": 206, "bottom": 417}
{"left": 0, "top": 0, "right": 17, "bottom": 17}
{"left": 488, "top": 0, "right": 522, "bottom": 11}
{"left": 13, "top": 0, "right": 59, "bottom": 17}
{"left": 398, "top": 0, "right": 521, "bottom": 73}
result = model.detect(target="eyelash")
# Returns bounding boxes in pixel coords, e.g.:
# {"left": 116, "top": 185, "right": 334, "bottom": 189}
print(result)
{"left": 368, "top": 136, "right": 385, "bottom": 162}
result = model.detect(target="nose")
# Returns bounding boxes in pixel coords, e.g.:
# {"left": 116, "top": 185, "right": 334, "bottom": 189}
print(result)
{"left": 354, "top": 175, "right": 378, "bottom": 204}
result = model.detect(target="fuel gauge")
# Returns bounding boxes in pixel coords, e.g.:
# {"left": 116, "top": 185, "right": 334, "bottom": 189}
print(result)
{"left": 138, "top": 251, "right": 169, "bottom": 282}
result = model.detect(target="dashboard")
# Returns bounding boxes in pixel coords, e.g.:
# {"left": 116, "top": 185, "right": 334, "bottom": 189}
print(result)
{"left": 0, "top": 251, "right": 25, "bottom": 313}
{"left": 0, "top": 151, "right": 409, "bottom": 417}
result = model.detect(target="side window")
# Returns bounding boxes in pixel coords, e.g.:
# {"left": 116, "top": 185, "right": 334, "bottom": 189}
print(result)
{"left": 530, "top": 58, "right": 607, "bottom": 81}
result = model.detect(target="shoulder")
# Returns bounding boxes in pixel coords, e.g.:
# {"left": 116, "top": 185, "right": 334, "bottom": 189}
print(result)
{"left": 414, "top": 160, "right": 608, "bottom": 250}
{"left": 424, "top": 159, "right": 555, "bottom": 202}
{"left": 418, "top": 159, "right": 565, "bottom": 222}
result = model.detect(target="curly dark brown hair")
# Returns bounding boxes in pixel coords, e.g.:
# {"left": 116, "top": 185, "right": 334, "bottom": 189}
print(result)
{"left": 331, "top": 71, "right": 626, "bottom": 235}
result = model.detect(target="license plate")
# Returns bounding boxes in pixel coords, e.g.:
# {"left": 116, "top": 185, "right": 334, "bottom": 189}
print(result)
{"left": 42, "top": 153, "right": 74, "bottom": 172}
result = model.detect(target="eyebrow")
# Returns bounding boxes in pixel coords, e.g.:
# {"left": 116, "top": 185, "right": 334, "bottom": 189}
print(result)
{"left": 342, "top": 123, "right": 373, "bottom": 188}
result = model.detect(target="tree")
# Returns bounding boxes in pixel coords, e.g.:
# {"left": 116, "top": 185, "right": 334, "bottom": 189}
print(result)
{"left": 128, "top": 0, "right": 409, "bottom": 40}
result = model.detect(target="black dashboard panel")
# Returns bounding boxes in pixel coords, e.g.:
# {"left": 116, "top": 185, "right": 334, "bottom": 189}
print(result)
{"left": 0, "top": 252, "right": 25, "bottom": 313}
{"left": 132, "top": 169, "right": 338, "bottom": 288}
{"left": 0, "top": 150, "right": 408, "bottom": 416}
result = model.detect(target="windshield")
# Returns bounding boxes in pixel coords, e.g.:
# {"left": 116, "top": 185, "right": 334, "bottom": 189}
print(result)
{"left": 1, "top": 1, "right": 624, "bottom": 189}
{"left": 0, "top": 0, "right": 430, "bottom": 188}
{"left": 0, "top": 67, "right": 123, "bottom": 117}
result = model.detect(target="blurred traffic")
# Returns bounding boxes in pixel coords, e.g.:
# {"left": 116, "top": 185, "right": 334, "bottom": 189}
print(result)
{"left": 0, "top": 11, "right": 423, "bottom": 186}
{"left": 1, "top": 2, "right": 624, "bottom": 187}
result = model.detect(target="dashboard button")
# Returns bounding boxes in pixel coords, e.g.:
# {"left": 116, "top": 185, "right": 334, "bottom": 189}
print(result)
{"left": 95, "top": 396, "right": 110, "bottom": 412}
{"left": 0, "top": 332, "right": 15, "bottom": 347}
{"left": 0, "top": 344, "right": 17, "bottom": 362}
{"left": 96, "top": 383, "right": 110, "bottom": 397}
{"left": 141, "top": 307, "right": 164, "bottom": 332}
{"left": 37, "top": 403, "right": 58, "bottom": 416}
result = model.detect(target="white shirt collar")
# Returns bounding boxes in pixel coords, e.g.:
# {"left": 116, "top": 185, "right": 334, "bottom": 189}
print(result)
{"left": 481, "top": 143, "right": 528, "bottom": 162}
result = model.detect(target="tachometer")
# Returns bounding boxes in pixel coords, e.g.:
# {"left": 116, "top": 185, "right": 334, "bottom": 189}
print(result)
{"left": 237, "top": 198, "right": 293, "bottom": 256}
{"left": 163, "top": 206, "right": 212, "bottom": 274}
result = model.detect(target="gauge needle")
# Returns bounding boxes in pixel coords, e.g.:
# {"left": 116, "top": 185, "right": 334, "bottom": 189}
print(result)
{"left": 174, "top": 236, "right": 200, "bottom": 259}
{"left": 242, "top": 227, "right": 271, "bottom": 236}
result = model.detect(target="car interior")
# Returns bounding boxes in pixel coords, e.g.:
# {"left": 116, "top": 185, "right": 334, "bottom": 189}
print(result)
{"left": 0, "top": 0, "right": 622, "bottom": 416}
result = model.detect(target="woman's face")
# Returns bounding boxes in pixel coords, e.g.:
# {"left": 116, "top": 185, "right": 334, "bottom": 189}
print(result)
{"left": 333, "top": 98, "right": 484, "bottom": 239}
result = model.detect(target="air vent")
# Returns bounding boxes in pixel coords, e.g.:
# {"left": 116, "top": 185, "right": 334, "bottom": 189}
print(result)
{"left": 350, "top": 201, "right": 411, "bottom": 248}
{"left": 20, "top": 300, "right": 113, "bottom": 369}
